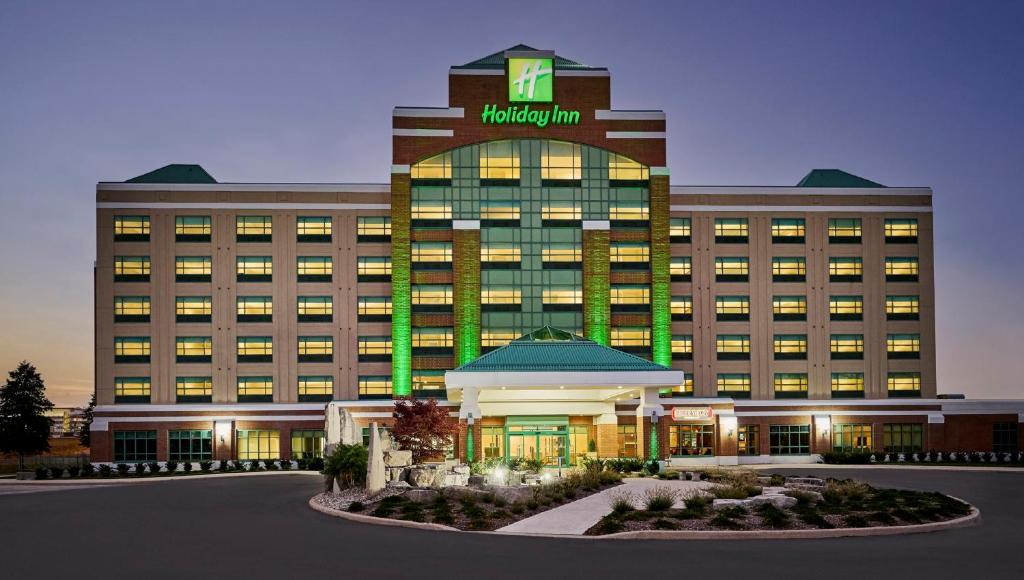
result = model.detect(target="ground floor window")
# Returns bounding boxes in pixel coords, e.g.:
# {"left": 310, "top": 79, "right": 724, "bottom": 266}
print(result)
{"left": 617, "top": 425, "right": 637, "bottom": 457}
{"left": 568, "top": 425, "right": 592, "bottom": 465}
{"left": 291, "top": 429, "right": 325, "bottom": 459}
{"left": 883, "top": 423, "right": 923, "bottom": 454}
{"left": 993, "top": 422, "right": 1018, "bottom": 454}
{"left": 738, "top": 425, "right": 760, "bottom": 455}
{"left": 237, "top": 429, "right": 280, "bottom": 460}
{"left": 113, "top": 430, "right": 157, "bottom": 462}
{"left": 668, "top": 424, "right": 714, "bottom": 456}
{"left": 769, "top": 425, "right": 810, "bottom": 455}
{"left": 168, "top": 430, "right": 212, "bottom": 461}
{"left": 832, "top": 424, "right": 872, "bottom": 452}
{"left": 482, "top": 426, "right": 504, "bottom": 460}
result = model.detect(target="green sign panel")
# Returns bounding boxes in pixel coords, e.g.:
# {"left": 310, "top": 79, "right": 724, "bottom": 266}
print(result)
{"left": 508, "top": 57, "right": 553, "bottom": 103}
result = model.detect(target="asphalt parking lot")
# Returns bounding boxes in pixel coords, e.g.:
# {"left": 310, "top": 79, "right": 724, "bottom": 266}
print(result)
{"left": 1, "top": 468, "right": 1021, "bottom": 579}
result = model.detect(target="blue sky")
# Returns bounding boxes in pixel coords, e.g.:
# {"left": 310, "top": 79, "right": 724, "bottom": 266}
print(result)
{"left": 1, "top": 0, "right": 1022, "bottom": 404}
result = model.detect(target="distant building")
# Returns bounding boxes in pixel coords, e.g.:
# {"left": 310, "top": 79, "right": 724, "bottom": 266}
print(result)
{"left": 46, "top": 407, "right": 87, "bottom": 438}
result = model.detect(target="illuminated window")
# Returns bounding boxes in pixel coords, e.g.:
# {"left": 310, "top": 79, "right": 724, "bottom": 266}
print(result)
{"left": 297, "top": 296, "right": 332, "bottom": 323}
{"left": 671, "top": 256, "right": 692, "bottom": 282}
{"left": 176, "top": 336, "right": 211, "bottom": 363}
{"left": 774, "top": 373, "right": 808, "bottom": 398}
{"left": 411, "top": 202, "right": 453, "bottom": 226}
{"left": 481, "top": 243, "right": 521, "bottom": 269}
{"left": 887, "top": 333, "right": 921, "bottom": 359}
{"left": 829, "top": 257, "right": 863, "bottom": 282}
{"left": 738, "top": 425, "right": 760, "bottom": 455}
{"left": 480, "top": 287, "right": 521, "bottom": 312}
{"left": 715, "top": 218, "right": 748, "bottom": 243}
{"left": 169, "top": 430, "right": 213, "bottom": 461}
{"left": 114, "top": 256, "right": 150, "bottom": 282}
{"left": 412, "top": 284, "right": 453, "bottom": 313}
{"left": 114, "top": 336, "right": 150, "bottom": 364}
{"left": 611, "top": 327, "right": 651, "bottom": 350}
{"left": 771, "top": 218, "right": 805, "bottom": 243}
{"left": 884, "top": 423, "right": 923, "bottom": 454}
{"left": 237, "top": 376, "right": 273, "bottom": 402}
{"left": 609, "top": 202, "right": 649, "bottom": 225}
{"left": 617, "top": 424, "right": 638, "bottom": 457}
{"left": 540, "top": 202, "right": 581, "bottom": 228}
{"left": 357, "top": 216, "right": 391, "bottom": 242}
{"left": 831, "top": 373, "right": 865, "bottom": 398}
{"left": 236, "top": 296, "right": 272, "bottom": 323}
{"left": 298, "top": 256, "right": 332, "bottom": 283}
{"left": 542, "top": 243, "right": 582, "bottom": 269}
{"left": 668, "top": 424, "right": 715, "bottom": 457}
{"left": 610, "top": 242, "right": 649, "bottom": 271}
{"left": 670, "top": 217, "right": 691, "bottom": 243}
{"left": 298, "top": 375, "right": 333, "bottom": 402}
{"left": 358, "top": 336, "right": 392, "bottom": 361}
{"left": 297, "top": 217, "right": 332, "bottom": 243}
{"left": 482, "top": 330, "right": 517, "bottom": 351}
{"left": 774, "top": 335, "right": 807, "bottom": 360}
{"left": 176, "top": 296, "right": 211, "bottom": 323}
{"left": 832, "top": 424, "right": 872, "bottom": 452}
{"left": 716, "top": 335, "right": 750, "bottom": 360}
{"left": 114, "top": 377, "right": 150, "bottom": 403}
{"left": 716, "top": 296, "right": 750, "bottom": 321}
{"left": 411, "top": 151, "right": 452, "bottom": 182}
{"left": 298, "top": 336, "right": 333, "bottom": 363}
{"left": 611, "top": 285, "right": 650, "bottom": 312}
{"left": 357, "top": 256, "right": 391, "bottom": 282}
{"left": 831, "top": 334, "right": 864, "bottom": 360}
{"left": 542, "top": 287, "right": 583, "bottom": 311}
{"left": 772, "top": 257, "right": 806, "bottom": 282}
{"left": 175, "top": 216, "right": 210, "bottom": 242}
{"left": 236, "top": 256, "right": 272, "bottom": 282}
{"left": 773, "top": 295, "right": 807, "bottom": 321}
{"left": 885, "top": 218, "right": 918, "bottom": 243}
{"left": 412, "top": 370, "right": 447, "bottom": 397}
{"left": 236, "top": 430, "right": 280, "bottom": 460}
{"left": 173, "top": 256, "right": 210, "bottom": 283}
{"left": 236, "top": 216, "right": 272, "bottom": 242}
{"left": 292, "top": 430, "right": 326, "bottom": 459}
{"left": 358, "top": 296, "right": 392, "bottom": 321}
{"left": 412, "top": 242, "right": 452, "bottom": 270}
{"left": 885, "top": 257, "right": 919, "bottom": 282}
{"left": 113, "top": 431, "right": 157, "bottom": 462}
{"left": 717, "top": 374, "right": 751, "bottom": 398}
{"left": 671, "top": 335, "right": 693, "bottom": 360}
{"left": 830, "top": 296, "right": 863, "bottom": 321}
{"left": 829, "top": 218, "right": 861, "bottom": 243}
{"left": 660, "top": 377, "right": 695, "bottom": 398}
{"left": 770, "top": 425, "right": 810, "bottom": 455}
{"left": 671, "top": 295, "right": 692, "bottom": 321}
{"left": 715, "top": 257, "right": 749, "bottom": 282}
{"left": 412, "top": 327, "right": 454, "bottom": 353}
{"left": 176, "top": 376, "right": 212, "bottom": 402}
{"left": 480, "top": 200, "right": 521, "bottom": 226}
{"left": 608, "top": 153, "right": 649, "bottom": 183}
{"left": 888, "top": 372, "right": 921, "bottom": 397}
{"left": 483, "top": 426, "right": 505, "bottom": 460}
{"left": 237, "top": 336, "right": 272, "bottom": 363}
{"left": 541, "top": 140, "right": 581, "bottom": 182}
{"left": 358, "top": 376, "right": 392, "bottom": 400}
{"left": 114, "top": 215, "right": 149, "bottom": 242}
{"left": 886, "top": 295, "right": 919, "bottom": 320}
{"left": 114, "top": 296, "right": 150, "bottom": 323}
{"left": 480, "top": 140, "right": 520, "bottom": 182}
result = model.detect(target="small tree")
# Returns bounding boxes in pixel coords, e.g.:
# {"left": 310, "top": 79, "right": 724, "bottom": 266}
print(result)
{"left": 323, "top": 443, "right": 368, "bottom": 491}
{"left": 0, "top": 362, "right": 54, "bottom": 471}
{"left": 79, "top": 393, "right": 95, "bottom": 447}
{"left": 391, "top": 399, "right": 457, "bottom": 463}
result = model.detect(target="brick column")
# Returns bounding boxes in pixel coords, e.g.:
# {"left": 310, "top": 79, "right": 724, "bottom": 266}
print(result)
{"left": 649, "top": 173, "right": 672, "bottom": 367}
{"left": 452, "top": 223, "right": 481, "bottom": 366}
{"left": 595, "top": 414, "right": 619, "bottom": 458}
{"left": 390, "top": 170, "right": 412, "bottom": 397}
{"left": 582, "top": 224, "right": 610, "bottom": 345}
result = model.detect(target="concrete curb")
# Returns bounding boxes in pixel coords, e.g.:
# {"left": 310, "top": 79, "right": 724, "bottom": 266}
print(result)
{"left": 308, "top": 497, "right": 461, "bottom": 532}
{"left": 0, "top": 471, "right": 319, "bottom": 486}
{"left": 749, "top": 464, "right": 1024, "bottom": 473}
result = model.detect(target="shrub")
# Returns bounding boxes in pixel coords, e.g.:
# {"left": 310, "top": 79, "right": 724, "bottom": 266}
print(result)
{"left": 217, "top": 460, "right": 229, "bottom": 472}
{"left": 98, "top": 464, "right": 113, "bottom": 477}
{"left": 784, "top": 490, "right": 818, "bottom": 506}
{"left": 643, "top": 486, "right": 679, "bottom": 511}
{"left": 391, "top": 399, "right": 458, "bottom": 463}
{"left": 148, "top": 462, "right": 160, "bottom": 475}
{"left": 50, "top": 466, "right": 65, "bottom": 479}
{"left": 844, "top": 514, "right": 869, "bottom": 528}
{"left": 652, "top": 518, "right": 678, "bottom": 530}
{"left": 823, "top": 479, "right": 870, "bottom": 503}
{"left": 67, "top": 465, "right": 80, "bottom": 478}
{"left": 644, "top": 459, "right": 660, "bottom": 476}
{"left": 609, "top": 490, "right": 636, "bottom": 515}
{"left": 599, "top": 470, "right": 623, "bottom": 485}
{"left": 769, "top": 473, "right": 786, "bottom": 486}
{"left": 563, "top": 487, "right": 577, "bottom": 500}
{"left": 81, "top": 462, "right": 95, "bottom": 476}
{"left": 306, "top": 457, "right": 325, "bottom": 472}
{"left": 680, "top": 490, "right": 712, "bottom": 514}
{"left": 165, "top": 460, "right": 178, "bottom": 474}
{"left": 278, "top": 459, "right": 291, "bottom": 471}
{"left": 657, "top": 470, "right": 680, "bottom": 480}
{"left": 509, "top": 502, "right": 525, "bottom": 514}
{"left": 595, "top": 517, "right": 624, "bottom": 534}
{"left": 710, "top": 512, "right": 745, "bottom": 529}
{"left": 711, "top": 484, "right": 761, "bottom": 499}
{"left": 199, "top": 460, "right": 212, "bottom": 472}
{"left": 323, "top": 444, "right": 368, "bottom": 489}
{"left": 755, "top": 503, "right": 791, "bottom": 528}
{"left": 522, "top": 458, "right": 545, "bottom": 473}
{"left": 133, "top": 463, "right": 146, "bottom": 476}
{"left": 348, "top": 501, "right": 365, "bottom": 512}
{"left": 33, "top": 466, "right": 48, "bottom": 480}
{"left": 247, "top": 460, "right": 261, "bottom": 472}
{"left": 867, "top": 510, "right": 896, "bottom": 525}
{"left": 115, "top": 463, "right": 130, "bottom": 476}
{"left": 822, "top": 450, "right": 873, "bottom": 464}
{"left": 493, "top": 496, "right": 507, "bottom": 508}
{"left": 182, "top": 461, "right": 193, "bottom": 473}
{"left": 231, "top": 460, "right": 245, "bottom": 471}
{"left": 482, "top": 492, "right": 496, "bottom": 504}
{"left": 795, "top": 507, "right": 833, "bottom": 528}
{"left": 526, "top": 499, "right": 539, "bottom": 510}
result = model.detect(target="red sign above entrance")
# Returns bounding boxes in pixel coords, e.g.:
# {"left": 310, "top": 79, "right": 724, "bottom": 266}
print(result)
{"left": 671, "top": 406, "right": 715, "bottom": 421}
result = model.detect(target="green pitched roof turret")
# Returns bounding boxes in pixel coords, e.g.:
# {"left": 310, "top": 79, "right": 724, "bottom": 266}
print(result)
{"left": 126, "top": 164, "right": 217, "bottom": 184}
{"left": 796, "top": 169, "right": 884, "bottom": 188}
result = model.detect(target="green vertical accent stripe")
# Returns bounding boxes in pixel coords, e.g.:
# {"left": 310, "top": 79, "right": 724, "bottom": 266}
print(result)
{"left": 453, "top": 229, "right": 481, "bottom": 365}
{"left": 583, "top": 229, "right": 610, "bottom": 346}
{"left": 649, "top": 176, "right": 672, "bottom": 367}
{"left": 466, "top": 424, "right": 474, "bottom": 463}
{"left": 391, "top": 176, "right": 412, "bottom": 397}
{"left": 649, "top": 421, "right": 659, "bottom": 460}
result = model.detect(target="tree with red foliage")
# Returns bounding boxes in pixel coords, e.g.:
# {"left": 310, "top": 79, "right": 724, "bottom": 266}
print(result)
{"left": 391, "top": 399, "right": 458, "bottom": 463}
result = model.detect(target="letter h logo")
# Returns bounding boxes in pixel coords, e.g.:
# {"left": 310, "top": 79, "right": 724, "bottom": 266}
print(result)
{"left": 508, "top": 57, "right": 553, "bottom": 103}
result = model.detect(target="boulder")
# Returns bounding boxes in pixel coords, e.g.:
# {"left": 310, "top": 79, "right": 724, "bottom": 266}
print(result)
{"left": 761, "top": 486, "right": 788, "bottom": 495}
{"left": 787, "top": 477, "right": 824, "bottom": 486}
{"left": 385, "top": 450, "right": 413, "bottom": 467}
{"left": 468, "top": 475, "right": 486, "bottom": 487}
{"left": 492, "top": 486, "right": 535, "bottom": 504}
{"left": 388, "top": 480, "right": 411, "bottom": 489}
{"left": 443, "top": 485, "right": 492, "bottom": 501}
{"left": 366, "top": 422, "right": 386, "bottom": 495}
{"left": 452, "top": 464, "right": 470, "bottom": 475}
{"left": 750, "top": 494, "right": 798, "bottom": 509}
{"left": 408, "top": 466, "right": 438, "bottom": 487}
{"left": 786, "top": 489, "right": 824, "bottom": 503}
{"left": 713, "top": 499, "right": 748, "bottom": 510}
{"left": 404, "top": 489, "right": 440, "bottom": 503}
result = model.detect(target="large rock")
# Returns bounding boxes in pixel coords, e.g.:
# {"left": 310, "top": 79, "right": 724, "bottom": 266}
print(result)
{"left": 443, "top": 473, "right": 470, "bottom": 487}
{"left": 388, "top": 480, "right": 411, "bottom": 489}
{"left": 713, "top": 499, "right": 748, "bottom": 510}
{"left": 443, "top": 485, "right": 492, "bottom": 501}
{"left": 750, "top": 494, "right": 798, "bottom": 509}
{"left": 404, "top": 489, "right": 440, "bottom": 503}
{"left": 408, "top": 466, "right": 438, "bottom": 487}
{"left": 787, "top": 477, "right": 825, "bottom": 487}
{"left": 468, "top": 475, "right": 486, "bottom": 487}
{"left": 385, "top": 450, "right": 413, "bottom": 467}
{"left": 365, "top": 421, "right": 386, "bottom": 495}
{"left": 452, "top": 464, "right": 470, "bottom": 475}
{"left": 492, "top": 486, "right": 534, "bottom": 505}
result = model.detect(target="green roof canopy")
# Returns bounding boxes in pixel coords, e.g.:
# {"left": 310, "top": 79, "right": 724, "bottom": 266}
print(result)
{"left": 796, "top": 169, "right": 884, "bottom": 188}
{"left": 126, "top": 164, "right": 217, "bottom": 184}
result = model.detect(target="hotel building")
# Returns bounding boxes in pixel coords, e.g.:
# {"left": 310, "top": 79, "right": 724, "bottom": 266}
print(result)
{"left": 91, "top": 46, "right": 1022, "bottom": 465}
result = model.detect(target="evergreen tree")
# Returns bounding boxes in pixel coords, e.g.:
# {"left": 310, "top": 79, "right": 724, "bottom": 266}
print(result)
{"left": 79, "top": 392, "right": 96, "bottom": 447}
{"left": 0, "top": 361, "right": 54, "bottom": 471}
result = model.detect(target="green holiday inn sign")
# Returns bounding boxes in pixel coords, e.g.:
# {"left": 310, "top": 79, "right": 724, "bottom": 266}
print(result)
{"left": 480, "top": 56, "right": 580, "bottom": 128}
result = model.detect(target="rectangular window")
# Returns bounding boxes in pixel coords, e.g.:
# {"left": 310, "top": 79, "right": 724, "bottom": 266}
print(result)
{"left": 113, "top": 431, "right": 157, "bottom": 462}
{"left": 412, "top": 242, "right": 453, "bottom": 270}
{"left": 480, "top": 140, "right": 520, "bottom": 183}
{"left": 412, "top": 284, "right": 454, "bottom": 313}
{"left": 608, "top": 153, "right": 649, "bottom": 183}
{"left": 298, "top": 375, "right": 333, "bottom": 402}
{"left": 176, "top": 296, "right": 212, "bottom": 323}
{"left": 669, "top": 424, "right": 715, "bottom": 457}
{"left": 412, "top": 327, "right": 454, "bottom": 354}
{"left": 771, "top": 218, "right": 805, "bottom": 244}
{"left": 358, "top": 336, "right": 392, "bottom": 361}
{"left": 541, "top": 140, "right": 581, "bottom": 183}
{"left": 716, "top": 335, "right": 750, "bottom": 360}
{"left": 888, "top": 372, "right": 921, "bottom": 398}
{"left": 670, "top": 256, "right": 692, "bottom": 282}
{"left": 357, "top": 216, "right": 391, "bottom": 242}
{"left": 610, "top": 285, "right": 650, "bottom": 312}
{"left": 176, "top": 376, "right": 212, "bottom": 402}
{"left": 114, "top": 296, "right": 150, "bottom": 323}
{"left": 715, "top": 257, "right": 749, "bottom": 282}
{"left": 298, "top": 336, "right": 333, "bottom": 363}
{"left": 769, "top": 425, "right": 810, "bottom": 455}
{"left": 169, "top": 430, "right": 213, "bottom": 461}
{"left": 884, "top": 423, "right": 923, "bottom": 454}
{"left": 236, "top": 256, "right": 272, "bottom": 282}
{"left": 887, "top": 333, "right": 921, "bottom": 359}
{"left": 660, "top": 377, "right": 694, "bottom": 398}
{"left": 671, "top": 335, "right": 693, "bottom": 360}
{"left": 617, "top": 425, "right": 638, "bottom": 457}
{"left": 237, "top": 376, "right": 272, "bottom": 403}
{"left": 738, "top": 425, "right": 760, "bottom": 456}
{"left": 885, "top": 257, "right": 919, "bottom": 282}
{"left": 480, "top": 243, "right": 521, "bottom": 269}
{"left": 774, "top": 373, "right": 808, "bottom": 398}
{"left": 483, "top": 426, "right": 505, "bottom": 460}
{"left": 715, "top": 296, "right": 750, "bottom": 321}
{"left": 297, "top": 217, "right": 332, "bottom": 243}
{"left": 482, "top": 330, "right": 517, "bottom": 351}
{"left": 237, "top": 336, "right": 273, "bottom": 363}
{"left": 236, "top": 430, "right": 280, "bottom": 460}
{"left": 773, "top": 295, "right": 807, "bottom": 321}
{"left": 885, "top": 218, "right": 918, "bottom": 243}
{"left": 175, "top": 336, "right": 211, "bottom": 363}
{"left": 831, "top": 334, "right": 865, "bottom": 360}
{"left": 541, "top": 243, "right": 582, "bottom": 269}
{"left": 670, "top": 217, "right": 692, "bottom": 243}
{"left": 412, "top": 370, "right": 447, "bottom": 397}
{"left": 114, "top": 256, "right": 150, "bottom": 282}
{"left": 175, "top": 216, "right": 211, "bottom": 243}
{"left": 610, "top": 242, "right": 650, "bottom": 270}
{"left": 715, "top": 218, "right": 748, "bottom": 243}
{"left": 886, "top": 295, "right": 920, "bottom": 320}
{"left": 114, "top": 215, "right": 150, "bottom": 242}
{"left": 773, "top": 334, "right": 807, "bottom": 360}
{"left": 357, "top": 256, "right": 391, "bottom": 282}
{"left": 411, "top": 202, "right": 453, "bottom": 228}
{"left": 114, "top": 377, "right": 150, "bottom": 404}
{"left": 297, "top": 296, "right": 333, "bottom": 323}
{"left": 358, "top": 296, "right": 392, "bottom": 322}
{"left": 411, "top": 151, "right": 452, "bottom": 183}
{"left": 291, "top": 429, "right": 326, "bottom": 459}
{"left": 829, "top": 218, "right": 862, "bottom": 243}
{"left": 772, "top": 257, "right": 806, "bottom": 282}
{"left": 829, "top": 257, "right": 863, "bottom": 282}
{"left": 175, "top": 256, "right": 211, "bottom": 283}
{"left": 542, "top": 287, "right": 583, "bottom": 311}
{"left": 541, "top": 202, "right": 582, "bottom": 226}
{"left": 236, "top": 216, "right": 272, "bottom": 242}
{"left": 480, "top": 200, "right": 521, "bottom": 227}
{"left": 480, "top": 287, "right": 521, "bottom": 312}
{"left": 114, "top": 336, "right": 150, "bottom": 364}
{"left": 609, "top": 202, "right": 649, "bottom": 226}
{"left": 717, "top": 374, "right": 752, "bottom": 398}
{"left": 236, "top": 296, "right": 272, "bottom": 323}
{"left": 611, "top": 327, "right": 650, "bottom": 352}
{"left": 833, "top": 424, "right": 873, "bottom": 452}
{"left": 358, "top": 376, "right": 393, "bottom": 400}
{"left": 671, "top": 295, "right": 693, "bottom": 321}
{"left": 832, "top": 372, "right": 865, "bottom": 398}
{"left": 830, "top": 295, "right": 864, "bottom": 321}
{"left": 298, "top": 256, "right": 333, "bottom": 283}
{"left": 993, "top": 423, "right": 1018, "bottom": 454}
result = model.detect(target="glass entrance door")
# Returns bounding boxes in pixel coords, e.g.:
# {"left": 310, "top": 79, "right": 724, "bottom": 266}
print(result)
{"left": 504, "top": 417, "right": 570, "bottom": 466}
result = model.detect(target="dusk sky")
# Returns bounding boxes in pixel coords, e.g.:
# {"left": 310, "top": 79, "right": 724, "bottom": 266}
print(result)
{"left": 1, "top": 1, "right": 1022, "bottom": 406}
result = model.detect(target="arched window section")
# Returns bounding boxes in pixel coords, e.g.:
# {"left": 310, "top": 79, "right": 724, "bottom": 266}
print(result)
{"left": 608, "top": 153, "right": 650, "bottom": 186}
{"left": 411, "top": 151, "right": 452, "bottom": 186}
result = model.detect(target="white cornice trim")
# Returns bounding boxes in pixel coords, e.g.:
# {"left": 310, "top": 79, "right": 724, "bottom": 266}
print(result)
{"left": 606, "top": 131, "right": 666, "bottom": 139}
{"left": 555, "top": 70, "right": 610, "bottom": 77}
{"left": 97, "top": 183, "right": 390, "bottom": 193}
{"left": 670, "top": 186, "right": 932, "bottom": 197}
{"left": 596, "top": 110, "right": 665, "bottom": 121}
{"left": 670, "top": 205, "right": 932, "bottom": 213}
{"left": 96, "top": 404, "right": 327, "bottom": 413}
{"left": 97, "top": 202, "right": 391, "bottom": 210}
{"left": 444, "top": 370, "right": 684, "bottom": 389}
{"left": 393, "top": 107, "right": 464, "bottom": 118}
{"left": 91, "top": 414, "right": 325, "bottom": 430}
{"left": 582, "top": 220, "right": 610, "bottom": 230}
{"left": 453, "top": 219, "right": 481, "bottom": 230}
{"left": 650, "top": 167, "right": 670, "bottom": 176}
{"left": 393, "top": 128, "right": 455, "bottom": 137}
{"left": 449, "top": 68, "right": 504, "bottom": 76}
{"left": 391, "top": 164, "right": 411, "bottom": 174}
